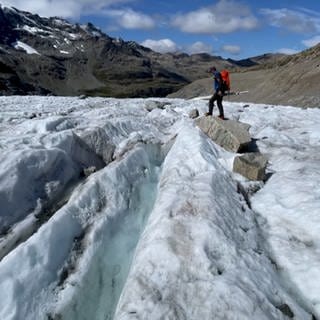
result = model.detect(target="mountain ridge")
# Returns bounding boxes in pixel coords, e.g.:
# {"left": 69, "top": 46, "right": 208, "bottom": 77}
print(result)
{"left": 0, "top": 5, "right": 284, "bottom": 98}
{"left": 1, "top": 5, "right": 319, "bottom": 107}
{"left": 169, "top": 44, "right": 320, "bottom": 108}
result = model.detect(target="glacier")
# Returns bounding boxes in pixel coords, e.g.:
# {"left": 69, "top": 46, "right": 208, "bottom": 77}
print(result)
{"left": 0, "top": 96, "right": 320, "bottom": 319}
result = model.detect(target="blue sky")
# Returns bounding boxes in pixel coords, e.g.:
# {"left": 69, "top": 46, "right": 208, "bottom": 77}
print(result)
{"left": 2, "top": 0, "right": 320, "bottom": 59}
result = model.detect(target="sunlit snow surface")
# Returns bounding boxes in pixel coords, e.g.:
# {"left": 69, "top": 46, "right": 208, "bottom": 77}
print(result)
{"left": 0, "top": 96, "right": 319, "bottom": 319}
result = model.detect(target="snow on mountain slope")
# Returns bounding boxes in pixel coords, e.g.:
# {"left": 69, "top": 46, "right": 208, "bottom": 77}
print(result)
{"left": 0, "top": 96, "right": 319, "bottom": 319}
{"left": 12, "top": 40, "right": 40, "bottom": 54}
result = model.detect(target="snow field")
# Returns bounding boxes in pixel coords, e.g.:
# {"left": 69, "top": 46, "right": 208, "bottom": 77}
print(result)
{"left": 0, "top": 96, "right": 319, "bottom": 319}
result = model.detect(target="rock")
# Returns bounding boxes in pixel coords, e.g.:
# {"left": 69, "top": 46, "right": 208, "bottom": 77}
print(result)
{"left": 189, "top": 109, "right": 199, "bottom": 119}
{"left": 83, "top": 166, "right": 97, "bottom": 177}
{"left": 276, "top": 304, "right": 294, "bottom": 318}
{"left": 195, "top": 116, "right": 251, "bottom": 152}
{"left": 80, "top": 127, "right": 115, "bottom": 164}
{"left": 233, "top": 152, "right": 268, "bottom": 181}
{"left": 144, "top": 101, "right": 168, "bottom": 112}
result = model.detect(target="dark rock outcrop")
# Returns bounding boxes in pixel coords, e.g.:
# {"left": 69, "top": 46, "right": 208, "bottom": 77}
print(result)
{"left": 0, "top": 6, "right": 240, "bottom": 97}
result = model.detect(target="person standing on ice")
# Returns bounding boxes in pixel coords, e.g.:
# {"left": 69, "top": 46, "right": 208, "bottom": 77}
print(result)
{"left": 206, "top": 66, "right": 225, "bottom": 120}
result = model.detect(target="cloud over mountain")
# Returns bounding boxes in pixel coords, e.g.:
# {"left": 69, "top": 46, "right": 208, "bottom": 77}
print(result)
{"left": 141, "top": 38, "right": 179, "bottom": 53}
{"left": 1, "top": 0, "right": 133, "bottom": 18}
{"left": 222, "top": 45, "right": 241, "bottom": 55}
{"left": 171, "top": 0, "right": 259, "bottom": 34}
{"left": 105, "top": 8, "right": 155, "bottom": 30}
{"left": 260, "top": 7, "right": 320, "bottom": 34}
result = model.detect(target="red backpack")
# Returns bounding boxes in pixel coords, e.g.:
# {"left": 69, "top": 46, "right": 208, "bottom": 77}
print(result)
{"left": 220, "top": 70, "right": 230, "bottom": 91}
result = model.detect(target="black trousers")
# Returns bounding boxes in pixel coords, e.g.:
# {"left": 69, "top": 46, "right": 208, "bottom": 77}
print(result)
{"left": 208, "top": 92, "right": 224, "bottom": 117}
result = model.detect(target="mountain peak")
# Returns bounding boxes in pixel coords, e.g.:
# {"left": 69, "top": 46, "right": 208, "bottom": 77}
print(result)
{"left": 0, "top": 6, "right": 191, "bottom": 97}
{"left": 1, "top": 5, "right": 318, "bottom": 103}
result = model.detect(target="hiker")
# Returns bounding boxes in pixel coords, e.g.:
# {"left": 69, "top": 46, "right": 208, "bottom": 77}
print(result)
{"left": 206, "top": 66, "right": 225, "bottom": 119}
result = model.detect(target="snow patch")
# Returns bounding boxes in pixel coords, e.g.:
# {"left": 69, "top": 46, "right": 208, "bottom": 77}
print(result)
{"left": 20, "top": 25, "right": 53, "bottom": 35}
{"left": 12, "top": 41, "right": 40, "bottom": 55}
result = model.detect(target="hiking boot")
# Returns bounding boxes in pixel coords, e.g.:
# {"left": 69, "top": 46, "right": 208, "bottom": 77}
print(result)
{"left": 205, "top": 112, "right": 212, "bottom": 116}
{"left": 218, "top": 115, "right": 225, "bottom": 120}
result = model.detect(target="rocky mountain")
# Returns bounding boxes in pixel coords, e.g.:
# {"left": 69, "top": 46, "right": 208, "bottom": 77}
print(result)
{"left": 0, "top": 5, "right": 243, "bottom": 97}
{"left": 2, "top": 5, "right": 316, "bottom": 106}
{"left": 227, "top": 53, "right": 286, "bottom": 68}
{"left": 169, "top": 44, "right": 320, "bottom": 108}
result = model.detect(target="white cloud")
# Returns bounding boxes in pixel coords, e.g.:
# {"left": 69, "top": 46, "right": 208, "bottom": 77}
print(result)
{"left": 141, "top": 39, "right": 179, "bottom": 53}
{"left": 186, "top": 41, "right": 212, "bottom": 54}
{"left": 222, "top": 45, "right": 241, "bottom": 55}
{"left": 2, "top": 1, "right": 155, "bottom": 31}
{"left": 261, "top": 8, "right": 320, "bottom": 34}
{"left": 171, "top": 0, "right": 258, "bottom": 34}
{"left": 276, "top": 48, "right": 299, "bottom": 55}
{"left": 302, "top": 35, "right": 320, "bottom": 47}
{"left": 2, "top": 0, "right": 78, "bottom": 18}
{"left": 106, "top": 9, "right": 155, "bottom": 30}
{"left": 1, "top": 0, "right": 134, "bottom": 18}
{"left": 142, "top": 39, "right": 214, "bottom": 55}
